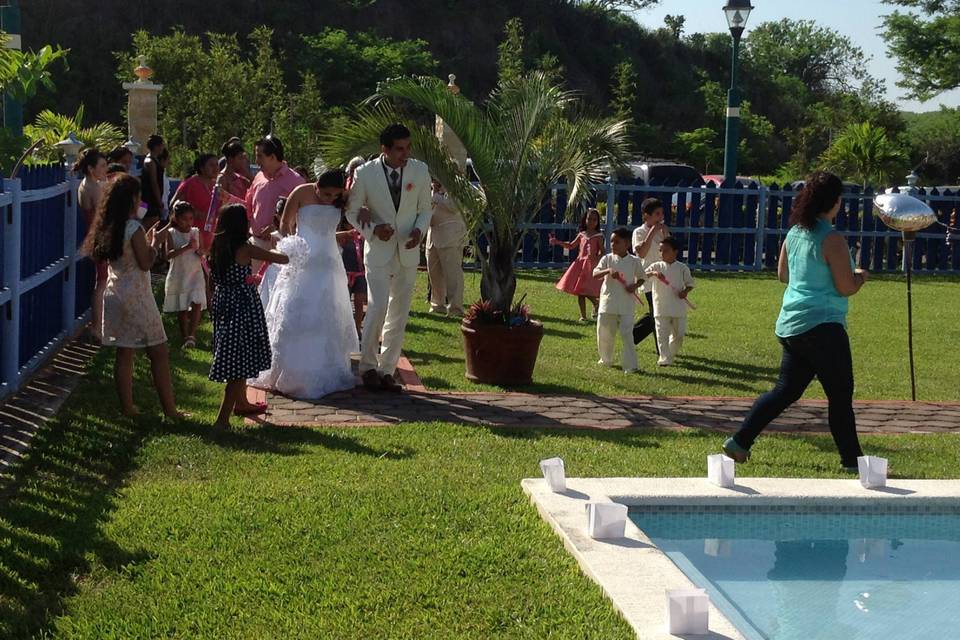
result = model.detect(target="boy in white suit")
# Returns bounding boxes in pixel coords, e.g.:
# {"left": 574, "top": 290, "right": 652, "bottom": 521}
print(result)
{"left": 345, "top": 124, "right": 433, "bottom": 392}
{"left": 593, "top": 227, "right": 645, "bottom": 373}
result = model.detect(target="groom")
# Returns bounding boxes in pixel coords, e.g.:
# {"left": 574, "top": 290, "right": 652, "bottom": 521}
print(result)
{"left": 346, "top": 123, "right": 433, "bottom": 392}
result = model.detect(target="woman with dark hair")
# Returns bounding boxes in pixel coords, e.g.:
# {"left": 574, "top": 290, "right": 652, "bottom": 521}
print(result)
{"left": 107, "top": 146, "right": 134, "bottom": 173}
{"left": 218, "top": 137, "right": 252, "bottom": 200}
{"left": 172, "top": 152, "right": 219, "bottom": 249}
{"left": 86, "top": 174, "right": 185, "bottom": 418}
{"left": 140, "top": 134, "right": 166, "bottom": 229}
{"left": 723, "top": 171, "right": 869, "bottom": 471}
{"left": 252, "top": 169, "right": 358, "bottom": 399}
{"left": 75, "top": 147, "right": 108, "bottom": 341}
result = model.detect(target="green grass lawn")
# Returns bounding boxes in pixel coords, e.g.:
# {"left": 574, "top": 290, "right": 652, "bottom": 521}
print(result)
{"left": 2, "top": 272, "right": 959, "bottom": 639}
{"left": 406, "top": 270, "right": 960, "bottom": 400}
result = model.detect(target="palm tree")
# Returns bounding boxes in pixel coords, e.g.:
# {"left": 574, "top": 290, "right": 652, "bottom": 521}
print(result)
{"left": 322, "top": 73, "right": 629, "bottom": 315}
{"left": 23, "top": 106, "right": 126, "bottom": 164}
{"left": 820, "top": 122, "right": 907, "bottom": 189}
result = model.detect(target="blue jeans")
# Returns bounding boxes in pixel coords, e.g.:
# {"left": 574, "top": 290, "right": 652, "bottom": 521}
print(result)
{"left": 732, "top": 322, "right": 864, "bottom": 468}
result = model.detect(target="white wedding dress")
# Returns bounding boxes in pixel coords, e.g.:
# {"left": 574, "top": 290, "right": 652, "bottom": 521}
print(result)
{"left": 253, "top": 204, "right": 359, "bottom": 399}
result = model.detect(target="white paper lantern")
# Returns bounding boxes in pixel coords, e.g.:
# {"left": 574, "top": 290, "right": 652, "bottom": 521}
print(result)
{"left": 666, "top": 588, "right": 710, "bottom": 635}
{"left": 539, "top": 457, "right": 566, "bottom": 492}
{"left": 707, "top": 454, "right": 736, "bottom": 488}
{"left": 585, "top": 502, "right": 628, "bottom": 539}
{"left": 857, "top": 456, "right": 888, "bottom": 489}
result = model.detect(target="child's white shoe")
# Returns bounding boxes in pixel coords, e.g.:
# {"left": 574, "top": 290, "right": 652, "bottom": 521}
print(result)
{"left": 657, "top": 358, "right": 672, "bottom": 367}
{"left": 598, "top": 359, "right": 614, "bottom": 368}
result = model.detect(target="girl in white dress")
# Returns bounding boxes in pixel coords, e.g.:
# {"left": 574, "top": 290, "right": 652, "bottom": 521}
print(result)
{"left": 162, "top": 201, "right": 207, "bottom": 348}
{"left": 252, "top": 169, "right": 359, "bottom": 399}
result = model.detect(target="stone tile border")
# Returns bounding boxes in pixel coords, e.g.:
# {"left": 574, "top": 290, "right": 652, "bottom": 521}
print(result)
{"left": 0, "top": 338, "right": 98, "bottom": 478}
{"left": 522, "top": 476, "right": 960, "bottom": 639}
{"left": 252, "top": 383, "right": 960, "bottom": 435}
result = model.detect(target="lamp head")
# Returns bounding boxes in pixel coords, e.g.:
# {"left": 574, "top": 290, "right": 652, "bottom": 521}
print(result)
{"left": 54, "top": 131, "right": 83, "bottom": 160}
{"left": 723, "top": 0, "right": 754, "bottom": 38}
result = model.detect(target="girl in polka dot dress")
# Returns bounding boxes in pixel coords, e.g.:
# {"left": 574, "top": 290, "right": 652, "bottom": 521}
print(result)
{"left": 208, "top": 203, "right": 289, "bottom": 429}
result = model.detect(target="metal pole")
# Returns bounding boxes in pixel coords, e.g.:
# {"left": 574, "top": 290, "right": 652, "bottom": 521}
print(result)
{"left": 722, "top": 33, "right": 742, "bottom": 186}
{"left": 904, "top": 232, "right": 917, "bottom": 401}
{"left": 605, "top": 174, "right": 616, "bottom": 242}
{"left": 62, "top": 172, "right": 79, "bottom": 333}
{"left": 1, "top": 0, "right": 24, "bottom": 136}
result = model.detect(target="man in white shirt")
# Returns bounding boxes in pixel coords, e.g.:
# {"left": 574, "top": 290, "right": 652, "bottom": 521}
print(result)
{"left": 593, "top": 227, "right": 645, "bottom": 373}
{"left": 631, "top": 197, "right": 670, "bottom": 352}
{"left": 645, "top": 236, "right": 695, "bottom": 366}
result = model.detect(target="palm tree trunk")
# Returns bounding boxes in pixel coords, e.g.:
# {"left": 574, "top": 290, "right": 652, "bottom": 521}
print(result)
{"left": 479, "top": 231, "right": 517, "bottom": 316}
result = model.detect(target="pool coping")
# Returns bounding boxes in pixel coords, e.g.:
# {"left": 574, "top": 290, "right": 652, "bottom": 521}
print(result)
{"left": 521, "top": 477, "right": 960, "bottom": 640}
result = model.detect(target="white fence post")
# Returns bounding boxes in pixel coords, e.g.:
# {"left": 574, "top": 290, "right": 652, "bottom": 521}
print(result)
{"left": 754, "top": 186, "right": 767, "bottom": 271}
{"left": 62, "top": 174, "right": 79, "bottom": 333}
{"left": 1, "top": 178, "right": 23, "bottom": 388}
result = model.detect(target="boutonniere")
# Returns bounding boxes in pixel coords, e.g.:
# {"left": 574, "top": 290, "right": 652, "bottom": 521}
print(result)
{"left": 405, "top": 182, "right": 414, "bottom": 192}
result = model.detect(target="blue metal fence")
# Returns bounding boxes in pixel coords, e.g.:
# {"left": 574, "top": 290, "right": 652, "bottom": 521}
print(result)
{"left": 0, "top": 165, "right": 86, "bottom": 400}
{"left": 513, "top": 180, "right": 960, "bottom": 273}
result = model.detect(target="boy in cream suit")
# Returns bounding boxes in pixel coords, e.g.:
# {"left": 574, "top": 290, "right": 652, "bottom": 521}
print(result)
{"left": 345, "top": 124, "right": 433, "bottom": 392}
{"left": 593, "top": 227, "right": 645, "bottom": 373}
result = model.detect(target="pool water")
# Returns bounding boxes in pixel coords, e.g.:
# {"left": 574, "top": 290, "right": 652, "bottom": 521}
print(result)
{"left": 630, "top": 506, "right": 960, "bottom": 640}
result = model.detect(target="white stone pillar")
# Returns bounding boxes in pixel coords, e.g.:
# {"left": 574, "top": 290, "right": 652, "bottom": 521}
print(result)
{"left": 121, "top": 56, "right": 163, "bottom": 151}
{"left": 435, "top": 74, "right": 467, "bottom": 169}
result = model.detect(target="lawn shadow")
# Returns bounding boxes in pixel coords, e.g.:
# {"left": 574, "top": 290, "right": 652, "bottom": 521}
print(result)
{"left": 0, "top": 392, "right": 158, "bottom": 638}
{"left": 162, "top": 421, "right": 416, "bottom": 460}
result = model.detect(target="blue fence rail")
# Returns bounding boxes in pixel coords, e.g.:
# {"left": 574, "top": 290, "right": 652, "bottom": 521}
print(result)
{"left": 0, "top": 164, "right": 88, "bottom": 400}
{"left": 515, "top": 180, "right": 960, "bottom": 273}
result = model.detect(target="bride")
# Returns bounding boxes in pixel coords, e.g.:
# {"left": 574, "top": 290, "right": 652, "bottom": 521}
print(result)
{"left": 252, "top": 168, "right": 358, "bottom": 398}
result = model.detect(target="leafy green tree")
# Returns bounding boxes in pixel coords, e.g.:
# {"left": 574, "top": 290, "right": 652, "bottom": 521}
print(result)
{"left": 745, "top": 19, "right": 874, "bottom": 97}
{"left": 0, "top": 34, "right": 68, "bottom": 103}
{"left": 497, "top": 18, "right": 525, "bottom": 86}
{"left": 903, "top": 108, "right": 960, "bottom": 185}
{"left": 322, "top": 73, "right": 628, "bottom": 314}
{"left": 883, "top": 0, "right": 960, "bottom": 100}
{"left": 537, "top": 53, "right": 564, "bottom": 84}
{"left": 609, "top": 60, "right": 638, "bottom": 119}
{"left": 675, "top": 128, "right": 722, "bottom": 175}
{"left": 663, "top": 15, "right": 686, "bottom": 40}
{"left": 567, "top": 0, "right": 660, "bottom": 11}
{"left": 820, "top": 122, "right": 907, "bottom": 188}
{"left": 298, "top": 28, "right": 437, "bottom": 107}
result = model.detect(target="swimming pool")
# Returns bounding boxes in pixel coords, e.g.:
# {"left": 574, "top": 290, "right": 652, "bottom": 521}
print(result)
{"left": 630, "top": 505, "right": 960, "bottom": 640}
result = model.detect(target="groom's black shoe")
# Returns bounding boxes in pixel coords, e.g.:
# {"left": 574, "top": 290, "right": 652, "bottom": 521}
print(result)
{"left": 380, "top": 374, "right": 403, "bottom": 393}
{"left": 362, "top": 369, "right": 382, "bottom": 392}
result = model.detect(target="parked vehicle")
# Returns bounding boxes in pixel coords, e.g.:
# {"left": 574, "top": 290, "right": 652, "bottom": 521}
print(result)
{"left": 624, "top": 161, "right": 703, "bottom": 185}
{"left": 702, "top": 174, "right": 762, "bottom": 188}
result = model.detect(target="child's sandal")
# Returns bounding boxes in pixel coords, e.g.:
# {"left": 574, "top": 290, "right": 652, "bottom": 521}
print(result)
{"left": 183, "top": 337, "right": 196, "bottom": 350}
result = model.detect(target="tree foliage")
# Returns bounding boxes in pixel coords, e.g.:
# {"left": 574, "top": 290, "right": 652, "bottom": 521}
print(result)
{"left": 497, "top": 18, "right": 525, "bottom": 86}
{"left": 820, "top": 122, "right": 907, "bottom": 188}
{"left": 23, "top": 106, "right": 125, "bottom": 164}
{"left": 0, "top": 34, "right": 68, "bottom": 103}
{"left": 883, "top": 0, "right": 960, "bottom": 100}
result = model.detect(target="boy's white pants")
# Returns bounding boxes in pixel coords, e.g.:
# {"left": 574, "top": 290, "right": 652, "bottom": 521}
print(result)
{"left": 655, "top": 315, "right": 687, "bottom": 364}
{"left": 597, "top": 312, "right": 637, "bottom": 372}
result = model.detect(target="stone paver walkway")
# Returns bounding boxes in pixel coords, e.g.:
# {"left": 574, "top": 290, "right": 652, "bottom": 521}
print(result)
{"left": 252, "top": 387, "right": 960, "bottom": 435}
{"left": 0, "top": 338, "right": 98, "bottom": 476}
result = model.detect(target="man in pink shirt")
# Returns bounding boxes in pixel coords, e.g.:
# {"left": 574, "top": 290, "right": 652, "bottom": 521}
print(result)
{"left": 244, "top": 135, "right": 305, "bottom": 273}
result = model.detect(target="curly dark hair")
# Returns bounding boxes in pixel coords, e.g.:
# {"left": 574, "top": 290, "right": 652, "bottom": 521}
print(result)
{"left": 790, "top": 171, "right": 843, "bottom": 230}
{"left": 208, "top": 204, "right": 250, "bottom": 279}
{"left": 85, "top": 174, "right": 141, "bottom": 262}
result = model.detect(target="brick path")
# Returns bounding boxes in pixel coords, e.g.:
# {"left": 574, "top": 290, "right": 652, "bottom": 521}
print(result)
{"left": 0, "top": 339, "right": 98, "bottom": 476}
{"left": 247, "top": 359, "right": 960, "bottom": 434}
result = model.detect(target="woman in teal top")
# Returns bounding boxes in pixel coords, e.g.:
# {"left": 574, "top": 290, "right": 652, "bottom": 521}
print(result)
{"left": 723, "top": 172, "right": 869, "bottom": 471}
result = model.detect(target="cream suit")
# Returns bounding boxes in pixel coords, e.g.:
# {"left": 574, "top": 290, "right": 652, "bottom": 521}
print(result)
{"left": 345, "top": 157, "right": 432, "bottom": 376}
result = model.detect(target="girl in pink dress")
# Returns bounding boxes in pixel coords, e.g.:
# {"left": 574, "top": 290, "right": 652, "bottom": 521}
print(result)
{"left": 551, "top": 208, "right": 604, "bottom": 322}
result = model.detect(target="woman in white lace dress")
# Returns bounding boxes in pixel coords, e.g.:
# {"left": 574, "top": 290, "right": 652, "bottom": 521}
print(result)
{"left": 252, "top": 169, "right": 358, "bottom": 399}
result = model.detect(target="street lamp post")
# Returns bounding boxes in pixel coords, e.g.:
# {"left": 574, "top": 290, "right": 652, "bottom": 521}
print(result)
{"left": 721, "top": 0, "right": 753, "bottom": 186}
